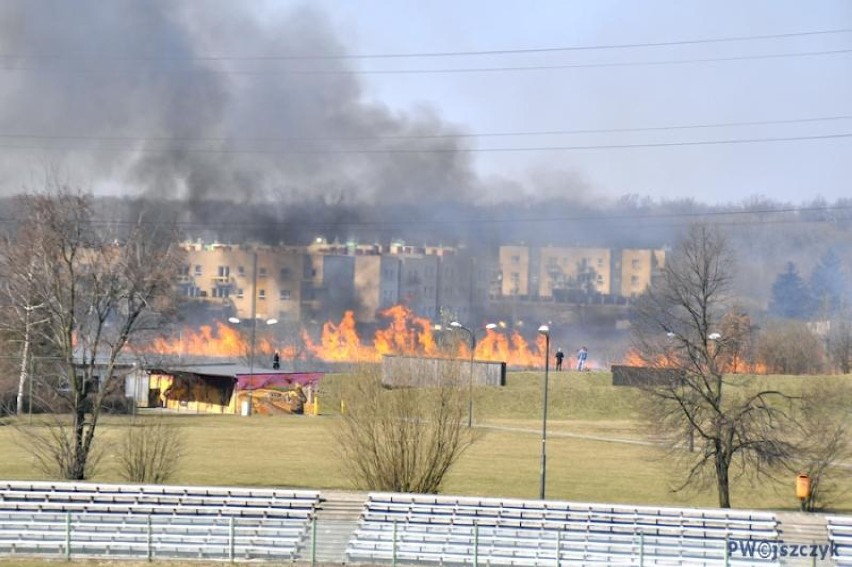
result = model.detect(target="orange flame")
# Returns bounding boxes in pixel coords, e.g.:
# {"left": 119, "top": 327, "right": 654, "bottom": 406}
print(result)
{"left": 145, "top": 304, "right": 550, "bottom": 368}
{"left": 621, "top": 347, "right": 768, "bottom": 374}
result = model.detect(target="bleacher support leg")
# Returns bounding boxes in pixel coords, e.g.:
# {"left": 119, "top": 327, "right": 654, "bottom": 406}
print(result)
{"left": 147, "top": 515, "right": 153, "bottom": 562}
{"left": 392, "top": 521, "right": 398, "bottom": 567}
{"left": 555, "top": 530, "right": 561, "bottom": 567}
{"left": 638, "top": 533, "right": 644, "bottom": 567}
{"left": 64, "top": 512, "right": 71, "bottom": 561}
{"left": 723, "top": 537, "right": 729, "bottom": 567}
{"left": 229, "top": 517, "right": 235, "bottom": 563}
{"left": 473, "top": 523, "right": 479, "bottom": 567}
{"left": 311, "top": 517, "right": 317, "bottom": 567}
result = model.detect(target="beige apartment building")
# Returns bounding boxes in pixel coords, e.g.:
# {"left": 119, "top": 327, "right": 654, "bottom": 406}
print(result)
{"left": 539, "top": 246, "right": 611, "bottom": 298}
{"left": 178, "top": 240, "right": 664, "bottom": 325}
{"left": 179, "top": 239, "right": 484, "bottom": 325}
{"left": 496, "top": 244, "right": 665, "bottom": 300}
{"left": 619, "top": 249, "right": 666, "bottom": 298}
{"left": 498, "top": 245, "right": 531, "bottom": 297}
{"left": 180, "top": 242, "right": 305, "bottom": 322}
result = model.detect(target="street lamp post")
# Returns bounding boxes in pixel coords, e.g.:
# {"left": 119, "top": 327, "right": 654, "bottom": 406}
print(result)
{"left": 449, "top": 321, "right": 497, "bottom": 428}
{"left": 538, "top": 324, "right": 551, "bottom": 500}
{"left": 228, "top": 316, "right": 278, "bottom": 414}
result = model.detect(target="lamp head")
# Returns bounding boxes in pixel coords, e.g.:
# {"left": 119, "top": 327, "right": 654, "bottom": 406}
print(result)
{"left": 538, "top": 324, "right": 550, "bottom": 335}
{"left": 228, "top": 317, "right": 241, "bottom": 324}
{"left": 449, "top": 321, "right": 462, "bottom": 328}
{"left": 485, "top": 323, "right": 498, "bottom": 330}
{"left": 708, "top": 332, "right": 722, "bottom": 341}
{"left": 265, "top": 318, "right": 278, "bottom": 325}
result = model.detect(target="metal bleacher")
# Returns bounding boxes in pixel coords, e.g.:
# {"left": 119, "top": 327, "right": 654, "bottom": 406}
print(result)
{"left": 346, "top": 493, "right": 781, "bottom": 566}
{"left": 827, "top": 515, "right": 852, "bottom": 566}
{"left": 0, "top": 480, "right": 320, "bottom": 561}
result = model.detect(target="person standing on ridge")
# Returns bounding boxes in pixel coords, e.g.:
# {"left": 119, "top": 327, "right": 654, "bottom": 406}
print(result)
{"left": 555, "top": 348, "right": 564, "bottom": 370}
{"left": 576, "top": 346, "right": 588, "bottom": 371}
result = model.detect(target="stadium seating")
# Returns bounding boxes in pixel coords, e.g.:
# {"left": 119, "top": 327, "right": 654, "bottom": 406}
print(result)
{"left": 0, "top": 480, "right": 320, "bottom": 561}
{"left": 346, "top": 493, "right": 781, "bottom": 566}
{"left": 826, "top": 515, "right": 852, "bottom": 566}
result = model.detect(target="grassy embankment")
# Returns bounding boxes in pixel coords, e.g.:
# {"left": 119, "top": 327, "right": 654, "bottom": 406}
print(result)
{"left": 0, "top": 371, "right": 849, "bottom": 511}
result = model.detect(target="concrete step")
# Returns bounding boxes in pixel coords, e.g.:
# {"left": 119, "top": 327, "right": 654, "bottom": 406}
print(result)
{"left": 299, "top": 491, "right": 366, "bottom": 563}
{"left": 776, "top": 512, "right": 834, "bottom": 567}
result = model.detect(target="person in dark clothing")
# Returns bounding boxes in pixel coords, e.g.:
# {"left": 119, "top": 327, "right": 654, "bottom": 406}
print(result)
{"left": 272, "top": 351, "right": 280, "bottom": 370}
{"left": 555, "top": 348, "right": 564, "bottom": 370}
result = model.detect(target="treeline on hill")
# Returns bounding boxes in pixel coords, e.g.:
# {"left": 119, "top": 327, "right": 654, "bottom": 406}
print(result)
{"left": 65, "top": 193, "right": 852, "bottom": 304}
{"left": 0, "top": 192, "right": 850, "bottom": 376}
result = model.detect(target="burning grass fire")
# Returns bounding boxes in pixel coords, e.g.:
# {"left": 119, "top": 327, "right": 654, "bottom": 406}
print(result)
{"left": 143, "top": 305, "right": 550, "bottom": 368}
{"left": 621, "top": 348, "right": 768, "bottom": 375}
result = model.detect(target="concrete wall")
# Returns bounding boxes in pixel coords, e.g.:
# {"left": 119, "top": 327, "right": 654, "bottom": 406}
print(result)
{"left": 381, "top": 355, "right": 506, "bottom": 388}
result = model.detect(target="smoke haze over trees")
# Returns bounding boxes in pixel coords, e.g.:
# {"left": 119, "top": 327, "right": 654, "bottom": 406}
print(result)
{"left": 2, "top": 2, "right": 852, "bottom": 316}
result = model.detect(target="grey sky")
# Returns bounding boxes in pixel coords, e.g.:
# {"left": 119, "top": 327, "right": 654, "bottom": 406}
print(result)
{"left": 306, "top": 0, "right": 852, "bottom": 204}
{"left": 0, "top": 1, "right": 849, "bottom": 206}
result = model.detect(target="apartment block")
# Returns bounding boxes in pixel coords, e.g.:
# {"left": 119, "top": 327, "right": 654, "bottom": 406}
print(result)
{"left": 538, "top": 246, "right": 611, "bottom": 299}
{"left": 179, "top": 239, "right": 487, "bottom": 325}
{"left": 496, "top": 245, "right": 666, "bottom": 301}
{"left": 498, "top": 245, "right": 531, "bottom": 297}
{"left": 180, "top": 242, "right": 304, "bottom": 322}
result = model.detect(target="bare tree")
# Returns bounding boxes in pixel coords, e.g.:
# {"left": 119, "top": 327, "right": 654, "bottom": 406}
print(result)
{"left": 630, "top": 224, "right": 794, "bottom": 508}
{"left": 827, "top": 316, "right": 852, "bottom": 374}
{"left": 0, "top": 226, "right": 48, "bottom": 416}
{"left": 335, "top": 362, "right": 476, "bottom": 493}
{"left": 116, "top": 417, "right": 184, "bottom": 484}
{"left": 756, "top": 319, "right": 826, "bottom": 375}
{"left": 6, "top": 183, "right": 183, "bottom": 480}
{"left": 789, "top": 383, "right": 852, "bottom": 511}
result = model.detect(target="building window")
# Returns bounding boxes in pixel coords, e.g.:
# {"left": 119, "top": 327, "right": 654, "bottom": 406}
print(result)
{"left": 217, "top": 265, "right": 230, "bottom": 278}
{"left": 280, "top": 289, "right": 291, "bottom": 301}
{"left": 259, "top": 267, "right": 268, "bottom": 278}
{"left": 511, "top": 255, "right": 520, "bottom": 264}
{"left": 212, "top": 287, "right": 230, "bottom": 298}
{"left": 631, "top": 259, "right": 641, "bottom": 269}
{"left": 179, "top": 265, "right": 190, "bottom": 276}
{"left": 279, "top": 267, "right": 292, "bottom": 280}
{"left": 597, "top": 258, "right": 604, "bottom": 267}
{"left": 236, "top": 288, "right": 244, "bottom": 299}
{"left": 258, "top": 289, "right": 266, "bottom": 300}
{"left": 630, "top": 276, "right": 640, "bottom": 286}
{"left": 194, "top": 265, "right": 202, "bottom": 276}
{"left": 238, "top": 266, "right": 245, "bottom": 277}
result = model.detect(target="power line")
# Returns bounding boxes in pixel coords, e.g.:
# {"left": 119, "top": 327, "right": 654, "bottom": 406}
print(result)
{"left": 1, "top": 204, "right": 849, "bottom": 230}
{"left": 3, "top": 29, "right": 850, "bottom": 61}
{"left": 3, "top": 48, "right": 851, "bottom": 76}
{"left": 1, "top": 114, "right": 850, "bottom": 144}
{"left": 1, "top": 132, "right": 850, "bottom": 155}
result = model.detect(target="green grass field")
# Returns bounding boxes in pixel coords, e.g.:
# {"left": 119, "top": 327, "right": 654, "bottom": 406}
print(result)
{"left": 1, "top": 371, "right": 850, "bottom": 512}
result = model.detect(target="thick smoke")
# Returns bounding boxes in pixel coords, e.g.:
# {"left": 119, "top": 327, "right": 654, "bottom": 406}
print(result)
{"left": 0, "top": 1, "right": 475, "bottom": 205}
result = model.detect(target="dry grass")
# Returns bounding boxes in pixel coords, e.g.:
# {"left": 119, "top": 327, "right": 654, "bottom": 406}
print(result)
{"left": 0, "top": 371, "right": 850, "bottom": 511}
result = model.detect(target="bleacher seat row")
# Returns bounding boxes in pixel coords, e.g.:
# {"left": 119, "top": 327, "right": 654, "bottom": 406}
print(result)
{"left": 0, "top": 481, "right": 791, "bottom": 565}
{"left": 0, "top": 480, "right": 320, "bottom": 561}
{"left": 827, "top": 515, "right": 852, "bottom": 566}
{"left": 346, "top": 493, "right": 782, "bottom": 566}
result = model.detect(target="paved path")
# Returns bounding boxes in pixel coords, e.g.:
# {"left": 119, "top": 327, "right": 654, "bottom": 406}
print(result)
{"left": 478, "top": 422, "right": 659, "bottom": 446}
